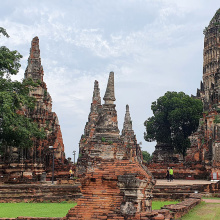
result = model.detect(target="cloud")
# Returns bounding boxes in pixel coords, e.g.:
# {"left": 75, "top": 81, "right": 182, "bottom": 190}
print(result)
{"left": 1, "top": 0, "right": 218, "bottom": 159}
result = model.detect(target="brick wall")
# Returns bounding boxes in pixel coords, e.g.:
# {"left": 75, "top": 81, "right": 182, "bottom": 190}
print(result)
{"left": 0, "top": 184, "right": 81, "bottom": 203}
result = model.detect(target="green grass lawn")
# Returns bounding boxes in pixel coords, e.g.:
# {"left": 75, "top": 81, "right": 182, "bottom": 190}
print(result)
{"left": 0, "top": 201, "right": 180, "bottom": 218}
{"left": 182, "top": 201, "right": 220, "bottom": 220}
{"left": 152, "top": 200, "right": 179, "bottom": 210}
{"left": 0, "top": 201, "right": 178, "bottom": 217}
{"left": 0, "top": 202, "right": 77, "bottom": 218}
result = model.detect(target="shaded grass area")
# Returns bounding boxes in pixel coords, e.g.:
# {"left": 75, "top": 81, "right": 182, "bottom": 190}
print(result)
{"left": 182, "top": 201, "right": 220, "bottom": 220}
{"left": 0, "top": 202, "right": 77, "bottom": 218}
{"left": 152, "top": 200, "right": 179, "bottom": 210}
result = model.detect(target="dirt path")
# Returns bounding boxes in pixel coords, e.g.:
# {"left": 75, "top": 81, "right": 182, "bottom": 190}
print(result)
{"left": 202, "top": 199, "right": 220, "bottom": 203}
{"left": 156, "top": 179, "right": 214, "bottom": 186}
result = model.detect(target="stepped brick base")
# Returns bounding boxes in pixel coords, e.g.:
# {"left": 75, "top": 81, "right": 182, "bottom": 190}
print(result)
{"left": 153, "top": 180, "right": 220, "bottom": 201}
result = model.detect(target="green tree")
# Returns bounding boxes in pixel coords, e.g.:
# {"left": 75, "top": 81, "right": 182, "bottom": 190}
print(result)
{"left": 0, "top": 27, "right": 45, "bottom": 153}
{"left": 142, "top": 151, "right": 152, "bottom": 162}
{"left": 144, "top": 91, "right": 203, "bottom": 156}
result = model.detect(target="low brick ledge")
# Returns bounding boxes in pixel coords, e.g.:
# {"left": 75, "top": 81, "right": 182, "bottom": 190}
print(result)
{"left": 155, "top": 193, "right": 201, "bottom": 219}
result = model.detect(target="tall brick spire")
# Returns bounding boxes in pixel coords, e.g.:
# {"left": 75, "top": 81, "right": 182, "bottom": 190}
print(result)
{"left": 121, "top": 104, "right": 135, "bottom": 141}
{"left": 22, "top": 37, "right": 65, "bottom": 164}
{"left": 95, "top": 71, "right": 120, "bottom": 137}
{"left": 189, "top": 8, "right": 220, "bottom": 167}
{"left": 103, "top": 71, "right": 116, "bottom": 104}
{"left": 24, "top": 36, "right": 44, "bottom": 82}
{"left": 91, "top": 80, "right": 101, "bottom": 110}
{"left": 198, "top": 8, "right": 220, "bottom": 110}
{"left": 83, "top": 80, "right": 102, "bottom": 138}
{"left": 122, "top": 105, "right": 132, "bottom": 135}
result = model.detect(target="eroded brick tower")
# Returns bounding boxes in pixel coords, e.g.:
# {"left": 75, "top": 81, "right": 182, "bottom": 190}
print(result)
{"left": 66, "top": 72, "right": 155, "bottom": 219}
{"left": 197, "top": 9, "right": 220, "bottom": 110}
{"left": 0, "top": 37, "right": 66, "bottom": 181}
{"left": 187, "top": 9, "right": 220, "bottom": 177}
{"left": 24, "top": 37, "right": 65, "bottom": 164}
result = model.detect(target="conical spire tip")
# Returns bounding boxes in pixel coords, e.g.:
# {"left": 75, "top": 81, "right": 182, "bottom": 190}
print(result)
{"left": 103, "top": 71, "right": 116, "bottom": 104}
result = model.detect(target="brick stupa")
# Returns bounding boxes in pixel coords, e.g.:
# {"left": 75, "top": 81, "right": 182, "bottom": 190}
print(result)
{"left": 65, "top": 72, "right": 155, "bottom": 219}
{"left": 0, "top": 37, "right": 67, "bottom": 182}
{"left": 186, "top": 9, "right": 220, "bottom": 178}
{"left": 24, "top": 37, "right": 65, "bottom": 163}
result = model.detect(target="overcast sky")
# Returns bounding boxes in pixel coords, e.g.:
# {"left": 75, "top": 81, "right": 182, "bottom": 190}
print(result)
{"left": 0, "top": 1, "right": 219, "bottom": 160}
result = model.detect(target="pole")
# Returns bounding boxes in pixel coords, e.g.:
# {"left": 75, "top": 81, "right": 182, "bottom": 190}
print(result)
{"left": 73, "top": 150, "right": 76, "bottom": 164}
{"left": 52, "top": 149, "right": 54, "bottom": 184}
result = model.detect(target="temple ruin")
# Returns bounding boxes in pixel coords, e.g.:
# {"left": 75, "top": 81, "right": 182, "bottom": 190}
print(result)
{"left": 24, "top": 36, "right": 65, "bottom": 163}
{"left": 65, "top": 72, "right": 155, "bottom": 219}
{"left": 0, "top": 37, "right": 68, "bottom": 182}
{"left": 185, "top": 8, "right": 220, "bottom": 179}
{"left": 2, "top": 8, "right": 220, "bottom": 220}
{"left": 148, "top": 8, "right": 220, "bottom": 181}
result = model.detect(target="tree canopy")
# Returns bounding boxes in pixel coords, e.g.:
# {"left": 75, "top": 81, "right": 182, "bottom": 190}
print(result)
{"left": 0, "top": 27, "right": 21, "bottom": 77}
{"left": 0, "top": 27, "right": 45, "bottom": 152}
{"left": 144, "top": 91, "right": 203, "bottom": 156}
{"left": 142, "top": 151, "right": 152, "bottom": 162}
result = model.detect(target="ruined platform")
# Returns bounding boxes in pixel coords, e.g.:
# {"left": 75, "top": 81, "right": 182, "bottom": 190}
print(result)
{"left": 154, "top": 179, "right": 220, "bottom": 200}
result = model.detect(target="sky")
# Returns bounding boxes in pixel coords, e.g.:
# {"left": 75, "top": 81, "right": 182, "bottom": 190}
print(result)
{"left": 0, "top": 0, "right": 219, "bottom": 161}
